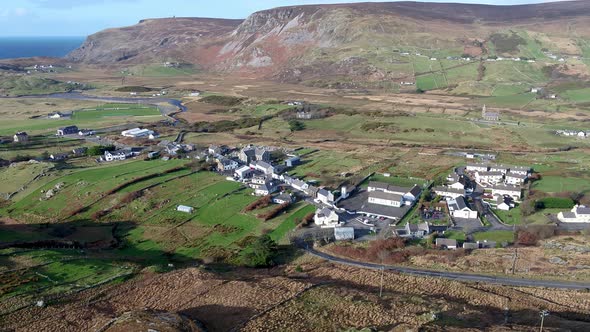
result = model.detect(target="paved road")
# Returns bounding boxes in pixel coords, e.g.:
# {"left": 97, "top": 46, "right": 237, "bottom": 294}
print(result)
{"left": 305, "top": 247, "right": 590, "bottom": 290}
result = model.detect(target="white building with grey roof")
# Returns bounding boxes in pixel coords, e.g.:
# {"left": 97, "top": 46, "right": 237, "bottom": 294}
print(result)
{"left": 558, "top": 205, "right": 590, "bottom": 223}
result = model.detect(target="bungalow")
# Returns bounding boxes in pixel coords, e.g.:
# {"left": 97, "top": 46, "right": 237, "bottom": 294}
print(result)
{"left": 272, "top": 193, "right": 293, "bottom": 205}
{"left": 495, "top": 195, "right": 516, "bottom": 211}
{"left": 505, "top": 172, "right": 527, "bottom": 186}
{"left": 255, "top": 181, "right": 278, "bottom": 196}
{"left": 314, "top": 208, "right": 340, "bottom": 227}
{"left": 476, "top": 171, "right": 504, "bottom": 185}
{"left": 216, "top": 157, "right": 239, "bottom": 172}
{"left": 316, "top": 188, "right": 335, "bottom": 205}
{"left": 403, "top": 185, "right": 422, "bottom": 203}
{"left": 404, "top": 222, "right": 430, "bottom": 238}
{"left": 368, "top": 191, "right": 403, "bottom": 208}
{"left": 334, "top": 227, "right": 355, "bottom": 241}
{"left": 433, "top": 186, "right": 465, "bottom": 199}
{"left": 435, "top": 238, "right": 457, "bottom": 249}
{"left": 176, "top": 205, "right": 194, "bottom": 213}
{"left": 13, "top": 132, "right": 29, "bottom": 143}
{"left": 291, "top": 179, "right": 309, "bottom": 192}
{"left": 557, "top": 205, "right": 590, "bottom": 223}
{"left": 447, "top": 196, "right": 478, "bottom": 219}
{"left": 490, "top": 185, "right": 522, "bottom": 201}
{"left": 57, "top": 125, "right": 79, "bottom": 136}
{"left": 50, "top": 153, "right": 68, "bottom": 161}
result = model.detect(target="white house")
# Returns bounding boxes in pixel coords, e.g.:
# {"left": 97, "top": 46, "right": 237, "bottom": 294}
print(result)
{"left": 403, "top": 185, "right": 422, "bottom": 203}
{"left": 291, "top": 179, "right": 309, "bottom": 192}
{"left": 235, "top": 166, "right": 253, "bottom": 180}
{"left": 489, "top": 165, "right": 509, "bottom": 174}
{"left": 314, "top": 208, "right": 340, "bottom": 227}
{"left": 508, "top": 166, "right": 530, "bottom": 176}
{"left": 490, "top": 185, "right": 522, "bottom": 201}
{"left": 13, "top": 132, "right": 29, "bottom": 143}
{"left": 466, "top": 163, "right": 489, "bottom": 173}
{"left": 368, "top": 191, "right": 403, "bottom": 208}
{"left": 255, "top": 181, "right": 278, "bottom": 196}
{"left": 505, "top": 172, "right": 527, "bottom": 186}
{"left": 495, "top": 195, "right": 515, "bottom": 211}
{"left": 433, "top": 186, "right": 465, "bottom": 199}
{"left": 557, "top": 205, "right": 590, "bottom": 223}
{"left": 447, "top": 196, "right": 478, "bottom": 219}
{"left": 250, "top": 160, "right": 275, "bottom": 176}
{"left": 316, "top": 188, "right": 335, "bottom": 205}
{"left": 272, "top": 193, "right": 293, "bottom": 205}
{"left": 216, "top": 157, "right": 239, "bottom": 171}
{"left": 476, "top": 171, "right": 504, "bottom": 185}
{"left": 177, "top": 205, "right": 194, "bottom": 213}
{"left": 104, "top": 150, "right": 129, "bottom": 162}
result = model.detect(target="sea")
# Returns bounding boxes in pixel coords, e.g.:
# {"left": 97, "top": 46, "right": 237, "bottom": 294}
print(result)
{"left": 0, "top": 36, "right": 86, "bottom": 59}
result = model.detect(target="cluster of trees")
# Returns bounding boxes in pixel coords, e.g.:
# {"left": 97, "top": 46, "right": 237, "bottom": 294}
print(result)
{"left": 239, "top": 235, "right": 278, "bottom": 267}
{"left": 87, "top": 145, "right": 115, "bottom": 156}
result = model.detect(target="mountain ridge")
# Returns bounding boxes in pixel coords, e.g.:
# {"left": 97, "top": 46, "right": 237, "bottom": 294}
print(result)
{"left": 66, "top": 1, "right": 590, "bottom": 87}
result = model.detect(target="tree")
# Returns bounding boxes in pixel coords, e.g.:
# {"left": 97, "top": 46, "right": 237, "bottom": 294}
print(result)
{"left": 520, "top": 199, "right": 537, "bottom": 217}
{"left": 288, "top": 120, "right": 305, "bottom": 132}
{"left": 87, "top": 145, "right": 115, "bottom": 156}
{"left": 239, "top": 235, "right": 278, "bottom": 267}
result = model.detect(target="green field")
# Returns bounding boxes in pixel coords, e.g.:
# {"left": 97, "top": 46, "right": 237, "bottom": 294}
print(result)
{"left": 73, "top": 103, "right": 160, "bottom": 120}
{"left": 472, "top": 230, "right": 515, "bottom": 244}
{"left": 0, "top": 103, "right": 162, "bottom": 136}
{"left": 532, "top": 176, "right": 590, "bottom": 194}
{"left": 362, "top": 174, "right": 427, "bottom": 188}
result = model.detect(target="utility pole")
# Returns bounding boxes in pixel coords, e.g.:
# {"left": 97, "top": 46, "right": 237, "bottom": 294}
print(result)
{"left": 379, "top": 265, "right": 384, "bottom": 298}
{"left": 539, "top": 310, "right": 549, "bottom": 332}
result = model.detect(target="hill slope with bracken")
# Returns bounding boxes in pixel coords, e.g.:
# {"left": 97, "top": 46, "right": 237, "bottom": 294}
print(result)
{"left": 68, "top": 1, "right": 590, "bottom": 88}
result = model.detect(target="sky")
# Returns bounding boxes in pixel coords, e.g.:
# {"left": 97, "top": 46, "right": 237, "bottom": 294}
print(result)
{"left": 0, "top": 0, "right": 569, "bottom": 37}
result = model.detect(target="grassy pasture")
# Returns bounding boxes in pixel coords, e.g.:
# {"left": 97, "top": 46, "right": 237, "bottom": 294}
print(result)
{"left": 532, "top": 176, "right": 590, "bottom": 194}
{"left": 472, "top": 230, "right": 514, "bottom": 244}
{"left": 73, "top": 103, "right": 160, "bottom": 120}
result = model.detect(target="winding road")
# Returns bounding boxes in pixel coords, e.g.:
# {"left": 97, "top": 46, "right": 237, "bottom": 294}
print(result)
{"left": 305, "top": 247, "right": 590, "bottom": 290}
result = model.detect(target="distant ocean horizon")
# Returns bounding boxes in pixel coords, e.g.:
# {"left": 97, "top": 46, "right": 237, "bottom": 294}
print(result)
{"left": 0, "top": 36, "right": 86, "bottom": 59}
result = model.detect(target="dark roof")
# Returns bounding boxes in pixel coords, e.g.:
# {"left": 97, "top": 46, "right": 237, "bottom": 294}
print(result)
{"left": 408, "top": 185, "right": 421, "bottom": 197}
{"left": 368, "top": 181, "right": 389, "bottom": 190}
{"left": 506, "top": 172, "right": 527, "bottom": 179}
{"left": 369, "top": 191, "right": 403, "bottom": 202}
{"left": 433, "top": 186, "right": 464, "bottom": 194}
{"left": 561, "top": 212, "right": 577, "bottom": 219}
{"left": 575, "top": 207, "right": 590, "bottom": 215}
{"left": 436, "top": 238, "right": 457, "bottom": 247}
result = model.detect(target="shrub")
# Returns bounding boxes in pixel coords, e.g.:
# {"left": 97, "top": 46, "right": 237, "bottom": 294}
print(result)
{"left": 258, "top": 202, "right": 291, "bottom": 221}
{"left": 244, "top": 195, "right": 272, "bottom": 212}
{"left": 200, "top": 95, "right": 245, "bottom": 106}
{"left": 517, "top": 231, "right": 538, "bottom": 246}
{"left": 536, "top": 197, "right": 575, "bottom": 209}
{"left": 288, "top": 120, "right": 305, "bottom": 132}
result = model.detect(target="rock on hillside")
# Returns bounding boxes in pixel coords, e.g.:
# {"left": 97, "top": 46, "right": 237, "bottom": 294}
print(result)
{"left": 103, "top": 309, "right": 205, "bottom": 332}
{"left": 67, "top": 1, "right": 590, "bottom": 82}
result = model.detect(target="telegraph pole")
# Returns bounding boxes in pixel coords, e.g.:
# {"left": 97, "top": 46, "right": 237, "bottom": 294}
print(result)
{"left": 539, "top": 310, "right": 549, "bottom": 332}
{"left": 379, "top": 265, "right": 384, "bottom": 298}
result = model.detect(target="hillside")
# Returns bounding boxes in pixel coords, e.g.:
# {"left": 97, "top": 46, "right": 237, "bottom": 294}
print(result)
{"left": 67, "top": 1, "right": 590, "bottom": 91}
